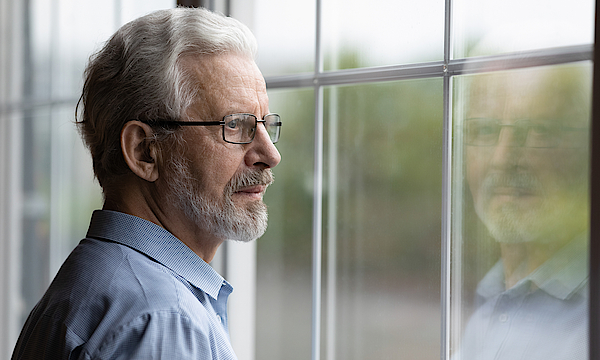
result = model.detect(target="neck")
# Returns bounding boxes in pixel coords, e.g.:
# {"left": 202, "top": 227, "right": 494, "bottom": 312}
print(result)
{"left": 500, "top": 240, "right": 568, "bottom": 289}
{"left": 103, "top": 176, "right": 224, "bottom": 263}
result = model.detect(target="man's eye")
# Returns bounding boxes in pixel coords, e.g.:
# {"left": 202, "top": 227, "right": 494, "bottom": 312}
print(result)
{"left": 476, "top": 125, "right": 496, "bottom": 135}
{"left": 226, "top": 119, "right": 239, "bottom": 129}
{"left": 471, "top": 122, "right": 497, "bottom": 137}
{"left": 530, "top": 124, "right": 551, "bottom": 134}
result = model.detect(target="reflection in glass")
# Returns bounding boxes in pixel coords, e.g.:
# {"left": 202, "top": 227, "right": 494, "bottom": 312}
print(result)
{"left": 324, "top": 80, "right": 442, "bottom": 359}
{"left": 452, "top": 63, "right": 591, "bottom": 360}
{"left": 257, "top": 88, "right": 315, "bottom": 360}
{"left": 463, "top": 118, "right": 588, "bottom": 148}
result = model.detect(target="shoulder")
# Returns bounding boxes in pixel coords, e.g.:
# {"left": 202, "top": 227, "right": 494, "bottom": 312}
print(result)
{"left": 55, "top": 238, "right": 184, "bottom": 309}
{"left": 66, "top": 237, "right": 210, "bottom": 321}
{"left": 13, "top": 238, "right": 216, "bottom": 359}
{"left": 84, "top": 310, "right": 228, "bottom": 360}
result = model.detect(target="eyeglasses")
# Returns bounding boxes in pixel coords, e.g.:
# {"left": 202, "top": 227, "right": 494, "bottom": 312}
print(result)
{"left": 141, "top": 113, "right": 281, "bottom": 144}
{"left": 464, "top": 118, "right": 588, "bottom": 148}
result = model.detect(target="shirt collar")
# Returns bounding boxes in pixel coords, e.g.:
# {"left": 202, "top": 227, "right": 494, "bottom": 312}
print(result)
{"left": 528, "top": 235, "right": 588, "bottom": 300}
{"left": 86, "top": 209, "right": 229, "bottom": 300}
{"left": 476, "top": 261, "right": 506, "bottom": 299}
{"left": 477, "top": 236, "right": 588, "bottom": 301}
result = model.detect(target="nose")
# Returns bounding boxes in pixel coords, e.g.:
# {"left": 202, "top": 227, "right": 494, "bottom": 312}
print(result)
{"left": 490, "top": 127, "right": 525, "bottom": 170}
{"left": 244, "top": 122, "right": 281, "bottom": 169}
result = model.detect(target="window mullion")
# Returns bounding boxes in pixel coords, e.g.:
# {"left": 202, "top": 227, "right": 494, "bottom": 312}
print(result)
{"left": 312, "top": 1, "right": 324, "bottom": 360}
{"left": 589, "top": 0, "right": 600, "bottom": 358}
{"left": 441, "top": 0, "right": 453, "bottom": 358}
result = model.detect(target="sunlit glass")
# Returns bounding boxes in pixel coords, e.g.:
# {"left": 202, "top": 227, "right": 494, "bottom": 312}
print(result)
{"left": 464, "top": 118, "right": 587, "bottom": 148}
{"left": 141, "top": 113, "right": 282, "bottom": 144}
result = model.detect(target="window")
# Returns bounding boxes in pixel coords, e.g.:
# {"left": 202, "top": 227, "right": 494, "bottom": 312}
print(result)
{"left": 451, "top": 63, "right": 591, "bottom": 360}
{"left": 0, "top": 0, "right": 595, "bottom": 359}
{"left": 232, "top": 0, "right": 595, "bottom": 359}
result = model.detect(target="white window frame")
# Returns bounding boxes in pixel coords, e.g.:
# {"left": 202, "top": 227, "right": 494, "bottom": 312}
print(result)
{"left": 0, "top": 0, "right": 24, "bottom": 358}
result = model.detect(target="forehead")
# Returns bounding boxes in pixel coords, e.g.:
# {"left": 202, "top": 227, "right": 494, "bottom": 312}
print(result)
{"left": 180, "top": 53, "right": 268, "bottom": 117}
{"left": 466, "top": 68, "right": 590, "bottom": 122}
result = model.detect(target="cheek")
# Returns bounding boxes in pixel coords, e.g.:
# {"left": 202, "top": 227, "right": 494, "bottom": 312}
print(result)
{"left": 530, "top": 149, "right": 588, "bottom": 187}
{"left": 182, "top": 130, "right": 251, "bottom": 192}
{"left": 191, "top": 148, "right": 247, "bottom": 192}
{"left": 465, "top": 149, "right": 490, "bottom": 200}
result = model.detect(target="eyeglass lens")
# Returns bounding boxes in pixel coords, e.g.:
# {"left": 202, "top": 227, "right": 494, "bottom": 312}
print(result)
{"left": 223, "top": 114, "right": 281, "bottom": 144}
{"left": 264, "top": 114, "right": 281, "bottom": 143}
{"left": 465, "top": 118, "right": 586, "bottom": 148}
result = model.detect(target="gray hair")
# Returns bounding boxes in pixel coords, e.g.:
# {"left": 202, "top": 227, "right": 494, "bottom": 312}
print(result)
{"left": 77, "top": 7, "right": 257, "bottom": 190}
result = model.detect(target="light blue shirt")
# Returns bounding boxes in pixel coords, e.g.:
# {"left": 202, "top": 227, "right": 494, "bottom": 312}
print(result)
{"left": 456, "top": 237, "right": 588, "bottom": 360}
{"left": 12, "top": 210, "right": 238, "bottom": 360}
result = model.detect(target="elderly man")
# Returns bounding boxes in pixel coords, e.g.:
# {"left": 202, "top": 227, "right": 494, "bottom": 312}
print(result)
{"left": 12, "top": 7, "right": 280, "bottom": 360}
{"left": 457, "top": 65, "right": 590, "bottom": 360}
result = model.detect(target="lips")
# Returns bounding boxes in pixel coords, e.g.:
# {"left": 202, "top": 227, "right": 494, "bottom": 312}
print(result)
{"left": 233, "top": 185, "right": 268, "bottom": 201}
{"left": 235, "top": 185, "right": 266, "bottom": 194}
{"left": 481, "top": 173, "right": 541, "bottom": 198}
{"left": 490, "top": 186, "right": 535, "bottom": 197}
{"left": 228, "top": 169, "right": 274, "bottom": 195}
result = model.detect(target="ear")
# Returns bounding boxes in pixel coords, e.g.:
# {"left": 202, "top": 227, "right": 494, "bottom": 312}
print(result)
{"left": 121, "top": 121, "right": 159, "bottom": 182}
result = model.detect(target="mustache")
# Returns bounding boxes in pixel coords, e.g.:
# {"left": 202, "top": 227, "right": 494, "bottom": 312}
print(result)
{"left": 228, "top": 169, "right": 274, "bottom": 193}
{"left": 481, "top": 173, "right": 541, "bottom": 192}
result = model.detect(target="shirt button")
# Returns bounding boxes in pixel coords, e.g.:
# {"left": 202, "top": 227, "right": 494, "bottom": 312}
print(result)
{"left": 216, "top": 314, "right": 222, "bottom": 323}
{"left": 499, "top": 314, "right": 508, "bottom": 323}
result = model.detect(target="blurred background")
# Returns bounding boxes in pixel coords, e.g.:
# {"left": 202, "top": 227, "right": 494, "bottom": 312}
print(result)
{"left": 0, "top": 0, "right": 594, "bottom": 359}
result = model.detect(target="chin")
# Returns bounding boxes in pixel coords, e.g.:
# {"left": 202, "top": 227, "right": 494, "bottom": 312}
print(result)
{"left": 477, "top": 199, "right": 585, "bottom": 245}
{"left": 480, "top": 206, "right": 539, "bottom": 244}
{"left": 223, "top": 217, "right": 268, "bottom": 243}
{"left": 215, "top": 202, "right": 269, "bottom": 243}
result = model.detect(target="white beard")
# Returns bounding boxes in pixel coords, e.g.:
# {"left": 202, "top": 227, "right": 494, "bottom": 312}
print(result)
{"left": 474, "top": 172, "right": 585, "bottom": 244}
{"left": 165, "top": 156, "right": 273, "bottom": 242}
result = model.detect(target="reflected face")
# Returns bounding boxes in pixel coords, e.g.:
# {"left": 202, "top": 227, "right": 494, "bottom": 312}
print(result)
{"left": 465, "top": 68, "right": 589, "bottom": 244}
{"left": 162, "top": 53, "right": 281, "bottom": 242}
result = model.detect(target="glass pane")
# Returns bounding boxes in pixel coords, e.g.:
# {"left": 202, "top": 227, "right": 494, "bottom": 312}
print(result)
{"left": 48, "top": 105, "right": 103, "bottom": 274}
{"left": 52, "top": 0, "right": 118, "bottom": 100}
{"left": 451, "top": 62, "right": 591, "bottom": 360}
{"left": 322, "top": 0, "right": 444, "bottom": 71}
{"left": 19, "top": 105, "right": 103, "bottom": 326}
{"left": 52, "top": 0, "right": 175, "bottom": 100}
{"left": 16, "top": 0, "right": 170, "bottom": 334}
{"left": 324, "top": 79, "right": 443, "bottom": 359}
{"left": 257, "top": 87, "right": 315, "bottom": 360}
{"left": 121, "top": 0, "right": 175, "bottom": 23}
{"left": 453, "top": 0, "right": 594, "bottom": 58}
{"left": 21, "top": 109, "right": 53, "bottom": 322}
{"left": 232, "top": 1, "right": 316, "bottom": 77}
{"left": 29, "top": 0, "right": 55, "bottom": 101}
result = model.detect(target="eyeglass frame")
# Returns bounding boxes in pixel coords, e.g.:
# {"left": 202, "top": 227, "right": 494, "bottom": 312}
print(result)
{"left": 139, "top": 113, "right": 282, "bottom": 144}
{"left": 463, "top": 117, "right": 588, "bottom": 148}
